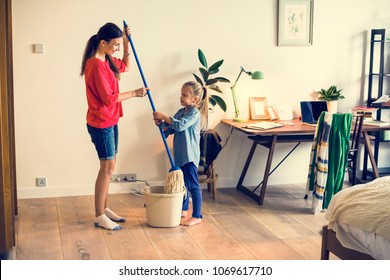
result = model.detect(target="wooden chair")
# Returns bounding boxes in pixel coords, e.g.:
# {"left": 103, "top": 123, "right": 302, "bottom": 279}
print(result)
{"left": 347, "top": 113, "right": 364, "bottom": 185}
{"left": 306, "top": 112, "right": 353, "bottom": 212}
{"left": 198, "top": 162, "right": 218, "bottom": 199}
{"left": 198, "top": 129, "right": 222, "bottom": 199}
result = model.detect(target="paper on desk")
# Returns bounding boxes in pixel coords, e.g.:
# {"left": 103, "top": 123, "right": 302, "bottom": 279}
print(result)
{"left": 245, "top": 122, "right": 284, "bottom": 130}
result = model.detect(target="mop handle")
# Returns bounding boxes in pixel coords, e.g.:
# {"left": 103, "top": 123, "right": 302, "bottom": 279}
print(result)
{"left": 123, "top": 20, "right": 176, "bottom": 170}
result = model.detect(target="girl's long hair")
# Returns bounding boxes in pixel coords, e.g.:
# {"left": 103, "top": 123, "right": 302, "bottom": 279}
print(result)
{"left": 183, "top": 81, "right": 209, "bottom": 131}
{"left": 80, "top": 22, "right": 123, "bottom": 79}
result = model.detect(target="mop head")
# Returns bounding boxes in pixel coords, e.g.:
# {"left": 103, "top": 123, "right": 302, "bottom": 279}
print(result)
{"left": 163, "top": 168, "right": 185, "bottom": 194}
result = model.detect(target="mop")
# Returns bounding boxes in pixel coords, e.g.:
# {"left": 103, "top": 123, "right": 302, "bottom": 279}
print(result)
{"left": 123, "top": 20, "right": 184, "bottom": 194}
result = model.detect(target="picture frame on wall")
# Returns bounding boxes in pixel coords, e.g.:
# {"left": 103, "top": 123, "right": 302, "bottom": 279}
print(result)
{"left": 278, "top": 0, "right": 314, "bottom": 46}
{"left": 249, "top": 97, "right": 268, "bottom": 120}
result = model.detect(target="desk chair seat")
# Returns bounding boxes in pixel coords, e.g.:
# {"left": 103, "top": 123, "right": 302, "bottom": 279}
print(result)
{"left": 198, "top": 129, "right": 222, "bottom": 199}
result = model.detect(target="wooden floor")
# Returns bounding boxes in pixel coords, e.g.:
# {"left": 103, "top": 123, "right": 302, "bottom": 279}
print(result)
{"left": 14, "top": 184, "right": 338, "bottom": 260}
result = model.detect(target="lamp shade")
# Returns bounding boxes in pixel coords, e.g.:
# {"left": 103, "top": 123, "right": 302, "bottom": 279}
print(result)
{"left": 251, "top": 71, "right": 264, "bottom": 80}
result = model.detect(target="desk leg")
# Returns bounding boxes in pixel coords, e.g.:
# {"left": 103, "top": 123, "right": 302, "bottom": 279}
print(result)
{"left": 258, "top": 135, "right": 277, "bottom": 205}
{"left": 236, "top": 135, "right": 277, "bottom": 205}
{"left": 362, "top": 131, "right": 379, "bottom": 178}
{"left": 236, "top": 141, "right": 268, "bottom": 204}
{"left": 236, "top": 141, "right": 257, "bottom": 191}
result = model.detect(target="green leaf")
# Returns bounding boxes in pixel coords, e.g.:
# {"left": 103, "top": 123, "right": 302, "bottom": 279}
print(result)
{"left": 198, "top": 49, "right": 207, "bottom": 68}
{"left": 209, "top": 68, "right": 220, "bottom": 75}
{"left": 206, "top": 78, "right": 230, "bottom": 86}
{"left": 210, "top": 95, "right": 227, "bottom": 112}
{"left": 209, "top": 97, "right": 216, "bottom": 107}
{"left": 208, "top": 84, "right": 223, "bottom": 93}
{"left": 214, "top": 77, "right": 230, "bottom": 83}
{"left": 193, "top": 74, "right": 204, "bottom": 86}
{"left": 209, "top": 59, "right": 224, "bottom": 73}
{"left": 206, "top": 78, "right": 218, "bottom": 86}
{"left": 199, "top": 68, "right": 209, "bottom": 82}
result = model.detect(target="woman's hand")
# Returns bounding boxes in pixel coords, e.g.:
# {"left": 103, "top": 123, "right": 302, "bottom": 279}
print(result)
{"left": 134, "top": 87, "right": 148, "bottom": 97}
{"left": 123, "top": 26, "right": 131, "bottom": 41}
{"left": 122, "top": 26, "right": 131, "bottom": 70}
{"left": 118, "top": 87, "right": 147, "bottom": 102}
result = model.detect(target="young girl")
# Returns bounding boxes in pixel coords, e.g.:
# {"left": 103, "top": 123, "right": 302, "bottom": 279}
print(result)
{"left": 80, "top": 22, "right": 147, "bottom": 230}
{"left": 153, "top": 81, "right": 207, "bottom": 226}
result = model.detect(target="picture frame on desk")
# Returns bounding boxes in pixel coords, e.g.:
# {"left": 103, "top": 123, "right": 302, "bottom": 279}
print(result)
{"left": 277, "top": 0, "right": 314, "bottom": 46}
{"left": 276, "top": 105, "right": 294, "bottom": 120}
{"left": 267, "top": 106, "right": 277, "bottom": 120}
{"left": 249, "top": 97, "right": 269, "bottom": 120}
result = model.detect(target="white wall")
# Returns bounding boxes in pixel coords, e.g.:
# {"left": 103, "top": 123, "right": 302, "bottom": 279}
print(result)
{"left": 12, "top": 0, "right": 390, "bottom": 198}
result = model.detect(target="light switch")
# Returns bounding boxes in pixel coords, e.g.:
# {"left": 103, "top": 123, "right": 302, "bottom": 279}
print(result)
{"left": 34, "top": 44, "right": 44, "bottom": 53}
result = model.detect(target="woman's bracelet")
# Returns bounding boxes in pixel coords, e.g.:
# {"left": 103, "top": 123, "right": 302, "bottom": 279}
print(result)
{"left": 123, "top": 52, "right": 130, "bottom": 56}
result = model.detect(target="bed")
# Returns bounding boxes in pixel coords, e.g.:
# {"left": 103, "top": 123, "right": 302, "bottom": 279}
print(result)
{"left": 321, "top": 176, "right": 390, "bottom": 260}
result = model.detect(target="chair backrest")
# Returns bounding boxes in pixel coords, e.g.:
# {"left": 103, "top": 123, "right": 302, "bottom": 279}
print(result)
{"left": 350, "top": 113, "right": 364, "bottom": 156}
{"left": 347, "top": 113, "right": 364, "bottom": 186}
{"left": 199, "top": 129, "right": 222, "bottom": 171}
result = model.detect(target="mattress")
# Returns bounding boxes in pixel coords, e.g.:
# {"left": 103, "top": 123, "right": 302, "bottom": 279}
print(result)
{"left": 325, "top": 176, "right": 390, "bottom": 260}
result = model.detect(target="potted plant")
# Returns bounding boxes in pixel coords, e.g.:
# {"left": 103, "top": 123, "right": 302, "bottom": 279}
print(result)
{"left": 317, "top": 85, "right": 345, "bottom": 114}
{"left": 193, "top": 49, "right": 230, "bottom": 112}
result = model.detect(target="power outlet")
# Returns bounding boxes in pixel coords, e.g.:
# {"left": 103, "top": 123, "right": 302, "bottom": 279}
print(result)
{"left": 36, "top": 177, "right": 47, "bottom": 187}
{"left": 111, "top": 173, "right": 137, "bottom": 182}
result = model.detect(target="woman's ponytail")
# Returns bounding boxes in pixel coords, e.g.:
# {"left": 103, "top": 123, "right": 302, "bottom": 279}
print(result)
{"left": 80, "top": 34, "right": 99, "bottom": 76}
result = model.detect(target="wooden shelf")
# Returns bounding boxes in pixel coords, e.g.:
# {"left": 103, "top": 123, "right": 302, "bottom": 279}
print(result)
{"left": 363, "top": 29, "right": 390, "bottom": 180}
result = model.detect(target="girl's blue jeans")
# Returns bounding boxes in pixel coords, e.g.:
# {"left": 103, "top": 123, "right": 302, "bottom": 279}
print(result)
{"left": 181, "top": 162, "right": 202, "bottom": 219}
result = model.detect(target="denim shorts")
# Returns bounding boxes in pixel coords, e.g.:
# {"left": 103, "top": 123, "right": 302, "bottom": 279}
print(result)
{"left": 87, "top": 124, "right": 118, "bottom": 160}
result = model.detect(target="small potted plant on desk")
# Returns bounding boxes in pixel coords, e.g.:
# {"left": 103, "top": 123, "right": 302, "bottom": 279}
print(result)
{"left": 317, "top": 85, "right": 345, "bottom": 114}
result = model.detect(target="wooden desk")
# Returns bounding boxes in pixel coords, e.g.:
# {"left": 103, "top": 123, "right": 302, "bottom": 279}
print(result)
{"left": 221, "top": 119, "right": 389, "bottom": 205}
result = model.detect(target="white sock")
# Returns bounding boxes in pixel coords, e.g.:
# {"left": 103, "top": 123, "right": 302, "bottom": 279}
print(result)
{"left": 94, "top": 214, "right": 122, "bottom": 230}
{"left": 104, "top": 207, "right": 125, "bottom": 222}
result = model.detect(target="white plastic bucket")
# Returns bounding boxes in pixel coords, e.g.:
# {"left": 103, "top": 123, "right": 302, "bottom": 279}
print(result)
{"left": 144, "top": 185, "right": 185, "bottom": 227}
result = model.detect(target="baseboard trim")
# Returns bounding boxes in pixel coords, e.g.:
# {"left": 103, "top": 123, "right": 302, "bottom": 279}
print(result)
{"left": 17, "top": 181, "right": 164, "bottom": 199}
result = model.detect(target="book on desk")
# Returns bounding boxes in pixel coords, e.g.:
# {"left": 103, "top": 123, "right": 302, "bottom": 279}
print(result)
{"left": 244, "top": 121, "right": 284, "bottom": 130}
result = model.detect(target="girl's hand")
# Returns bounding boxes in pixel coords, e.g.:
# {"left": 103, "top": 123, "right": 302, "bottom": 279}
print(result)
{"left": 153, "top": 111, "right": 164, "bottom": 120}
{"left": 153, "top": 111, "right": 171, "bottom": 125}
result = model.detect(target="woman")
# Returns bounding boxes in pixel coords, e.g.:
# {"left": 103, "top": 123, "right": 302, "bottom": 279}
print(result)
{"left": 80, "top": 22, "right": 147, "bottom": 230}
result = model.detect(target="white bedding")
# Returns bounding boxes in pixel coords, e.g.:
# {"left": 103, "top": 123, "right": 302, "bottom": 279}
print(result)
{"left": 325, "top": 176, "right": 390, "bottom": 260}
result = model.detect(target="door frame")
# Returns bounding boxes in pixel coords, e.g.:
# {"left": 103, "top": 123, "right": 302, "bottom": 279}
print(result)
{"left": 0, "top": 0, "right": 17, "bottom": 260}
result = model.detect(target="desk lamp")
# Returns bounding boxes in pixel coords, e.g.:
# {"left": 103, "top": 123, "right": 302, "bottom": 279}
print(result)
{"left": 231, "top": 66, "right": 264, "bottom": 122}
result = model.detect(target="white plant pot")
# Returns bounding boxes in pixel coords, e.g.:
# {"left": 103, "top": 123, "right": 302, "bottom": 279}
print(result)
{"left": 327, "top": 100, "right": 338, "bottom": 114}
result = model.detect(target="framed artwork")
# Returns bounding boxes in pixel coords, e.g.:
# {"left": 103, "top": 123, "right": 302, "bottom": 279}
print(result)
{"left": 249, "top": 97, "right": 268, "bottom": 120}
{"left": 278, "top": 0, "right": 314, "bottom": 46}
